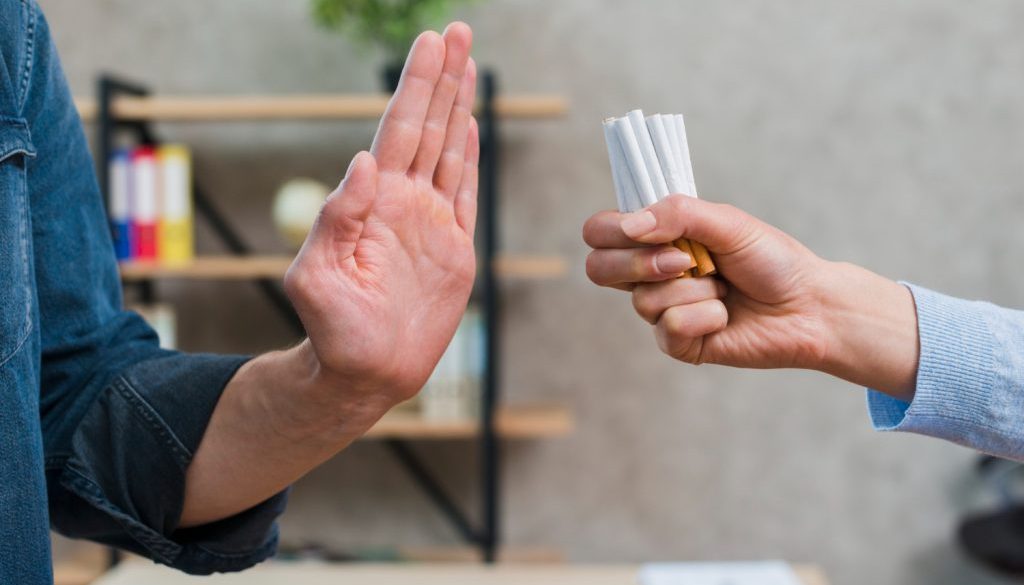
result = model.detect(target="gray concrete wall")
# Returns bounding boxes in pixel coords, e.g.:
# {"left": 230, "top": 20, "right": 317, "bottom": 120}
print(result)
{"left": 40, "top": 1, "right": 1024, "bottom": 583}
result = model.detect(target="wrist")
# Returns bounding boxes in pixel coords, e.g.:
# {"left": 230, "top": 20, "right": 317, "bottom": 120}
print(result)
{"left": 245, "top": 340, "right": 397, "bottom": 450}
{"left": 816, "top": 261, "right": 920, "bottom": 401}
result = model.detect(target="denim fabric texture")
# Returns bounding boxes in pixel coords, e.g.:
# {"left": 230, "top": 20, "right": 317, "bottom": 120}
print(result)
{"left": 0, "top": 1, "right": 286, "bottom": 582}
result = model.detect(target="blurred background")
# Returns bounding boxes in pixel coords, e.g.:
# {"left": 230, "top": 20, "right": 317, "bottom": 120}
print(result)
{"left": 42, "top": 1, "right": 1024, "bottom": 584}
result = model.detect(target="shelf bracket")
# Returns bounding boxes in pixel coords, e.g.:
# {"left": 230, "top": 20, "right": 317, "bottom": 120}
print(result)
{"left": 385, "top": 440, "right": 482, "bottom": 546}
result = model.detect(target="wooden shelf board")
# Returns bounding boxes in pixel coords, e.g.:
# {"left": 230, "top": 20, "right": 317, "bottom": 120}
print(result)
{"left": 361, "top": 404, "right": 572, "bottom": 440}
{"left": 53, "top": 544, "right": 109, "bottom": 585}
{"left": 398, "top": 545, "right": 564, "bottom": 563}
{"left": 492, "top": 255, "right": 567, "bottom": 279}
{"left": 118, "top": 254, "right": 566, "bottom": 281}
{"left": 119, "top": 256, "right": 291, "bottom": 280}
{"left": 75, "top": 94, "right": 567, "bottom": 122}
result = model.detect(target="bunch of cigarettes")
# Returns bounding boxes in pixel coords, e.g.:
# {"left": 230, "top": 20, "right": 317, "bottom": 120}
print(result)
{"left": 602, "top": 110, "right": 716, "bottom": 277}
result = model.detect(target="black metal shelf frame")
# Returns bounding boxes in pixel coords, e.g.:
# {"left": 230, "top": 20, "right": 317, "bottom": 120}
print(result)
{"left": 95, "top": 71, "right": 504, "bottom": 562}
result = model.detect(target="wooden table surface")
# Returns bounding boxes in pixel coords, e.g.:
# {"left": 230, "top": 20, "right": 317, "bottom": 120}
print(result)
{"left": 92, "top": 562, "right": 828, "bottom": 585}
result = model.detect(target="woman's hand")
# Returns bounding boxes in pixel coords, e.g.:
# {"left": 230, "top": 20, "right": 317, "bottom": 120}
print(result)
{"left": 583, "top": 194, "right": 919, "bottom": 399}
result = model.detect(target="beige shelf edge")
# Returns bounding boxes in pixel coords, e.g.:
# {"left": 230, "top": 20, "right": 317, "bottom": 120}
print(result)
{"left": 398, "top": 545, "right": 565, "bottom": 563}
{"left": 118, "top": 254, "right": 567, "bottom": 281}
{"left": 361, "top": 404, "right": 573, "bottom": 440}
{"left": 75, "top": 94, "right": 567, "bottom": 122}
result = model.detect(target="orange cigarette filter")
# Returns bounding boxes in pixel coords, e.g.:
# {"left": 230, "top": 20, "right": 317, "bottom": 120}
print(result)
{"left": 688, "top": 240, "right": 716, "bottom": 276}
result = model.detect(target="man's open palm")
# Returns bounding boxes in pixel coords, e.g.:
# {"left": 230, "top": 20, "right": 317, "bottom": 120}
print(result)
{"left": 285, "top": 24, "right": 479, "bottom": 401}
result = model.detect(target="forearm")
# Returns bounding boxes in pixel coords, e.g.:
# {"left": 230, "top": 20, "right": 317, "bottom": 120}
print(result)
{"left": 817, "top": 261, "right": 920, "bottom": 401}
{"left": 179, "top": 339, "right": 394, "bottom": 528}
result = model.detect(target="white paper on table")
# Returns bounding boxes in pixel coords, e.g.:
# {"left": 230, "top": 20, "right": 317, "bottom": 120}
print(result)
{"left": 638, "top": 561, "right": 801, "bottom": 585}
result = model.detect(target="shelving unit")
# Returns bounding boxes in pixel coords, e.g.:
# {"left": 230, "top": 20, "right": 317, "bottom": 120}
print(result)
{"left": 364, "top": 404, "right": 572, "bottom": 440}
{"left": 75, "top": 94, "right": 567, "bottom": 122}
{"left": 82, "top": 75, "right": 568, "bottom": 565}
{"left": 117, "top": 254, "right": 567, "bottom": 281}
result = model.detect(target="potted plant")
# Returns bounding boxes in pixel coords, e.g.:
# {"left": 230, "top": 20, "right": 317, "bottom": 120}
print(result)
{"left": 311, "top": 0, "right": 476, "bottom": 91}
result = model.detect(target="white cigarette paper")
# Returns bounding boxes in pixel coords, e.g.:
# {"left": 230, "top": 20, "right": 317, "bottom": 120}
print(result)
{"left": 662, "top": 115, "right": 686, "bottom": 191}
{"left": 602, "top": 119, "right": 642, "bottom": 212}
{"left": 601, "top": 108, "right": 716, "bottom": 276}
{"left": 627, "top": 109, "right": 670, "bottom": 199}
{"left": 674, "top": 114, "right": 698, "bottom": 197}
{"left": 612, "top": 116, "right": 659, "bottom": 207}
{"left": 647, "top": 114, "right": 686, "bottom": 195}
{"left": 602, "top": 109, "right": 703, "bottom": 207}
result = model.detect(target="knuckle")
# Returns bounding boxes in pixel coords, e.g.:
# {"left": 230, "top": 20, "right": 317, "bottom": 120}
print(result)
{"left": 632, "top": 288, "right": 657, "bottom": 323}
{"left": 717, "top": 202, "right": 741, "bottom": 216}
{"left": 422, "top": 118, "right": 448, "bottom": 137}
{"left": 581, "top": 217, "right": 602, "bottom": 247}
{"left": 655, "top": 317, "right": 700, "bottom": 364}
{"left": 662, "top": 306, "right": 689, "bottom": 337}
{"left": 667, "top": 193, "right": 695, "bottom": 215}
{"left": 585, "top": 251, "right": 607, "bottom": 284}
{"left": 634, "top": 250, "right": 658, "bottom": 280}
{"left": 714, "top": 300, "right": 730, "bottom": 325}
{"left": 663, "top": 193, "right": 689, "bottom": 211}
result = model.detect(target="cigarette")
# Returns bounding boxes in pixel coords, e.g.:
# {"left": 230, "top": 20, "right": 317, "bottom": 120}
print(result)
{"left": 602, "top": 118, "right": 642, "bottom": 212}
{"left": 602, "top": 109, "right": 715, "bottom": 278}
{"left": 673, "top": 114, "right": 716, "bottom": 276}
{"left": 646, "top": 114, "right": 686, "bottom": 195}
{"left": 626, "top": 109, "right": 670, "bottom": 198}
{"left": 673, "top": 114, "right": 697, "bottom": 197}
{"left": 612, "top": 117, "right": 659, "bottom": 207}
{"left": 626, "top": 110, "right": 698, "bottom": 277}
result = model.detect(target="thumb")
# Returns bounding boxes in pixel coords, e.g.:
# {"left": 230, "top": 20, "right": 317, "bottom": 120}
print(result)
{"left": 619, "top": 195, "right": 760, "bottom": 254}
{"left": 313, "top": 151, "right": 378, "bottom": 248}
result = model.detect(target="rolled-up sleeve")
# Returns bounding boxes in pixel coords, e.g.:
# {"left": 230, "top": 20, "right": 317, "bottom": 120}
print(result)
{"left": 47, "top": 347, "right": 288, "bottom": 574}
{"left": 867, "top": 283, "right": 1024, "bottom": 461}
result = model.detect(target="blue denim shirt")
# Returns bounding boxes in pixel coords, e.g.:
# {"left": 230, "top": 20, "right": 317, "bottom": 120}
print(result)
{"left": 0, "top": 2, "right": 285, "bottom": 583}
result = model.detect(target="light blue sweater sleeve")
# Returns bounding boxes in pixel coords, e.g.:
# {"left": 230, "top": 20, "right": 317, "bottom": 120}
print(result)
{"left": 867, "top": 284, "right": 1024, "bottom": 461}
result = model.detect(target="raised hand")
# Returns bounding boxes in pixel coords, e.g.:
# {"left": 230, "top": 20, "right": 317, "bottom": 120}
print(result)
{"left": 285, "top": 23, "right": 479, "bottom": 404}
{"left": 583, "top": 195, "right": 918, "bottom": 398}
{"left": 180, "top": 24, "right": 480, "bottom": 528}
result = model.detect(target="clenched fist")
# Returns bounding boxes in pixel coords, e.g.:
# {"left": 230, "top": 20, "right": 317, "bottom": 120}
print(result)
{"left": 583, "top": 194, "right": 919, "bottom": 400}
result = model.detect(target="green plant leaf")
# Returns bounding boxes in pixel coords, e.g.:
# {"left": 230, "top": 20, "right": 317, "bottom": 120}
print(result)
{"left": 311, "top": 0, "right": 478, "bottom": 61}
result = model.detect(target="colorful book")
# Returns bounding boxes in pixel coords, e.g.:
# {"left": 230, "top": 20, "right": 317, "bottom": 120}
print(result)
{"left": 157, "top": 145, "right": 194, "bottom": 264}
{"left": 420, "top": 307, "right": 483, "bottom": 420}
{"left": 130, "top": 146, "right": 159, "bottom": 259}
{"left": 108, "top": 148, "right": 133, "bottom": 260}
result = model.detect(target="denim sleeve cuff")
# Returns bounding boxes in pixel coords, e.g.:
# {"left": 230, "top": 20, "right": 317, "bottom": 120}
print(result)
{"left": 52, "top": 353, "right": 288, "bottom": 574}
{"left": 865, "top": 283, "right": 1014, "bottom": 455}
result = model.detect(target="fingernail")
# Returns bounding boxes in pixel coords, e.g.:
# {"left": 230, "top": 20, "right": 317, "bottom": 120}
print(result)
{"left": 621, "top": 210, "right": 657, "bottom": 238}
{"left": 656, "top": 249, "right": 693, "bottom": 274}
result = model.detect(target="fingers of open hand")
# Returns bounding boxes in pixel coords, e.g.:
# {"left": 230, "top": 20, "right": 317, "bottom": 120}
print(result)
{"left": 410, "top": 23, "right": 474, "bottom": 181}
{"left": 370, "top": 31, "right": 445, "bottom": 172}
{"left": 433, "top": 58, "right": 477, "bottom": 197}
{"left": 454, "top": 117, "right": 480, "bottom": 237}
{"left": 319, "top": 151, "right": 378, "bottom": 245}
{"left": 654, "top": 300, "right": 729, "bottom": 363}
{"left": 632, "top": 277, "right": 727, "bottom": 324}
{"left": 285, "top": 152, "right": 379, "bottom": 312}
{"left": 586, "top": 245, "right": 694, "bottom": 287}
